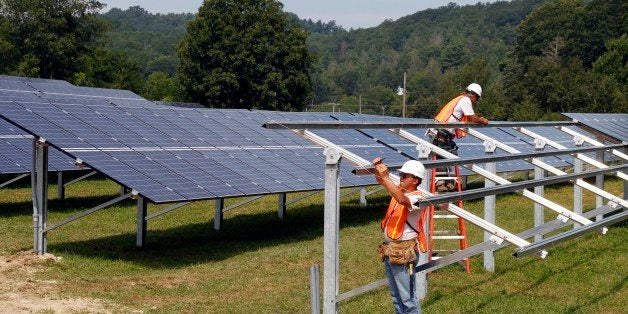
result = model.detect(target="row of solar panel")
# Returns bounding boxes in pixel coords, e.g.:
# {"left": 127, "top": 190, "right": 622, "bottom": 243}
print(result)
{"left": 1, "top": 75, "right": 623, "bottom": 204}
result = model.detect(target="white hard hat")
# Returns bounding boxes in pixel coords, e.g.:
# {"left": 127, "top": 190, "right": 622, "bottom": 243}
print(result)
{"left": 466, "top": 83, "right": 482, "bottom": 98}
{"left": 398, "top": 160, "right": 425, "bottom": 179}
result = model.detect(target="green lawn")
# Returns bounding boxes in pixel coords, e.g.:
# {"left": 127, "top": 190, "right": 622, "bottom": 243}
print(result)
{"left": 0, "top": 175, "right": 625, "bottom": 313}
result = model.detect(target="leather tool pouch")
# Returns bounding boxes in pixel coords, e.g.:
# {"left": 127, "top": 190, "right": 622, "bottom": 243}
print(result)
{"left": 380, "top": 239, "right": 417, "bottom": 265}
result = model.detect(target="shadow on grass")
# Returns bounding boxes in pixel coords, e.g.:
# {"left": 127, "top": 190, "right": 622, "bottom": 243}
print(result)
{"left": 0, "top": 193, "right": 135, "bottom": 217}
{"left": 46, "top": 195, "right": 391, "bottom": 269}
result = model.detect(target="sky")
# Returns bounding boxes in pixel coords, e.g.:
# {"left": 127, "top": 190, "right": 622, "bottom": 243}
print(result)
{"left": 99, "top": 0, "right": 497, "bottom": 29}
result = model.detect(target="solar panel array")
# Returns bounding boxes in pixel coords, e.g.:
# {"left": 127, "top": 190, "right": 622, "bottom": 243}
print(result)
{"left": 0, "top": 75, "right": 147, "bottom": 175}
{"left": 3, "top": 75, "right": 619, "bottom": 204}
{"left": 563, "top": 113, "right": 628, "bottom": 142}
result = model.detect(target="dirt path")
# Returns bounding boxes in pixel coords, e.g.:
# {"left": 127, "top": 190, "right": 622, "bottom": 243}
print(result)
{"left": 0, "top": 251, "right": 131, "bottom": 313}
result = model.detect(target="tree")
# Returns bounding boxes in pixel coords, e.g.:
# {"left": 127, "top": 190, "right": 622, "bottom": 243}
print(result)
{"left": 177, "top": 0, "right": 313, "bottom": 110}
{"left": 0, "top": 0, "right": 106, "bottom": 79}
{"left": 144, "top": 72, "right": 177, "bottom": 101}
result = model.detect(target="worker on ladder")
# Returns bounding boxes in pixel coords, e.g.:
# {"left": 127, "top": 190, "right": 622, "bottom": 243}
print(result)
{"left": 429, "top": 83, "right": 489, "bottom": 191}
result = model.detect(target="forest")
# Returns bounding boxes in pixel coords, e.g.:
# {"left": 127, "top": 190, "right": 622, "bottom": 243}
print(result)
{"left": 0, "top": 0, "right": 625, "bottom": 120}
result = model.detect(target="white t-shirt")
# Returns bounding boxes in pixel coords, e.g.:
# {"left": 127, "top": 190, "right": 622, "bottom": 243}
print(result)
{"left": 383, "top": 192, "right": 424, "bottom": 242}
{"left": 443, "top": 95, "right": 475, "bottom": 133}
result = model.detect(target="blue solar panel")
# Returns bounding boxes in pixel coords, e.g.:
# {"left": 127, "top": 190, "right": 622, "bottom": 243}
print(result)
{"left": 563, "top": 113, "right": 628, "bottom": 143}
{"left": 27, "top": 82, "right": 143, "bottom": 99}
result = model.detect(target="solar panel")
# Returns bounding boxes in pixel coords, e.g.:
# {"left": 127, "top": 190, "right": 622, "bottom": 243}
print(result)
{"left": 563, "top": 113, "right": 628, "bottom": 143}
{"left": 27, "top": 82, "right": 143, "bottom": 99}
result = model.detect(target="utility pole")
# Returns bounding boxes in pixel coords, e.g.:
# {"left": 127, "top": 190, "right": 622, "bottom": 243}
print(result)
{"left": 402, "top": 71, "right": 407, "bottom": 118}
{"left": 359, "top": 95, "right": 362, "bottom": 114}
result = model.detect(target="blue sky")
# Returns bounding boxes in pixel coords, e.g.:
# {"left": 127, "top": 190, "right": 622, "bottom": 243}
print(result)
{"left": 99, "top": 0, "right": 497, "bottom": 29}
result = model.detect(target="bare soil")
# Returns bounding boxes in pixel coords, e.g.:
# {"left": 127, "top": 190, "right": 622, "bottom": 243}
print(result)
{"left": 0, "top": 251, "right": 132, "bottom": 313}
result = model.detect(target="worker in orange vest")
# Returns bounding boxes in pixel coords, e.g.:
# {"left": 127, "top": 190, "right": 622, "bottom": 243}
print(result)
{"left": 432, "top": 83, "right": 489, "bottom": 145}
{"left": 372, "top": 157, "right": 428, "bottom": 314}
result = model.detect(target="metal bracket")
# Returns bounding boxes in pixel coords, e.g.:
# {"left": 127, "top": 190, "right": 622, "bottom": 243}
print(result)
{"left": 416, "top": 143, "right": 431, "bottom": 159}
{"left": 131, "top": 189, "right": 140, "bottom": 199}
{"left": 37, "top": 137, "right": 47, "bottom": 146}
{"left": 484, "top": 140, "right": 496, "bottom": 153}
{"left": 534, "top": 138, "right": 546, "bottom": 150}
{"left": 74, "top": 158, "right": 85, "bottom": 169}
{"left": 324, "top": 147, "right": 341, "bottom": 165}
{"left": 489, "top": 234, "right": 504, "bottom": 245}
{"left": 573, "top": 135, "right": 584, "bottom": 146}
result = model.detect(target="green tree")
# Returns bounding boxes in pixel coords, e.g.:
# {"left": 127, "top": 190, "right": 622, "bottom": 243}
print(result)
{"left": 74, "top": 49, "right": 145, "bottom": 93}
{"left": 177, "top": 0, "right": 313, "bottom": 110}
{"left": 144, "top": 72, "right": 177, "bottom": 101}
{"left": 0, "top": 0, "right": 106, "bottom": 79}
{"left": 593, "top": 35, "right": 628, "bottom": 85}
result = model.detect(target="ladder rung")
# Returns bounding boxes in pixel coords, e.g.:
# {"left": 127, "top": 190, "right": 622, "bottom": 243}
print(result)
{"left": 433, "top": 249, "right": 458, "bottom": 252}
{"left": 434, "top": 177, "right": 458, "bottom": 180}
{"left": 433, "top": 235, "right": 465, "bottom": 240}
{"left": 433, "top": 230, "right": 460, "bottom": 235}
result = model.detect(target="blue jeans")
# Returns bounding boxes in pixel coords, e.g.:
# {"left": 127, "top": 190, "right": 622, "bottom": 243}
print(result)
{"left": 384, "top": 256, "right": 422, "bottom": 314}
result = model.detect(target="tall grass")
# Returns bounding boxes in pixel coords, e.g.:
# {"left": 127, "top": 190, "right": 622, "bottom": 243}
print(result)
{"left": 0, "top": 175, "right": 625, "bottom": 312}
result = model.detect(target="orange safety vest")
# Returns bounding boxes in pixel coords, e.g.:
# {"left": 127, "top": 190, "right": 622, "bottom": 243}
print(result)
{"left": 434, "top": 95, "right": 470, "bottom": 138}
{"left": 380, "top": 191, "right": 428, "bottom": 252}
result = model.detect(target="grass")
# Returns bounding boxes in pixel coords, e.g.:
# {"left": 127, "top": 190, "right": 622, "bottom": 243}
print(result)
{"left": 0, "top": 174, "right": 626, "bottom": 313}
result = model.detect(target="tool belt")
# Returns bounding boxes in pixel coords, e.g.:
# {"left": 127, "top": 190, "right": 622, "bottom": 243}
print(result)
{"left": 377, "top": 239, "right": 417, "bottom": 265}
{"left": 429, "top": 129, "right": 458, "bottom": 154}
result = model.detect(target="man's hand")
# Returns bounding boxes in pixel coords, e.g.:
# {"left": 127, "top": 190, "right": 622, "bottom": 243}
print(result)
{"left": 372, "top": 157, "right": 389, "bottom": 180}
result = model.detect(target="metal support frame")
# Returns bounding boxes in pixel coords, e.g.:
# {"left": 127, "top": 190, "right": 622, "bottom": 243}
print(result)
{"left": 34, "top": 138, "right": 48, "bottom": 255}
{"left": 264, "top": 120, "right": 576, "bottom": 130}
{"left": 214, "top": 198, "right": 224, "bottom": 231}
{"left": 146, "top": 201, "right": 191, "bottom": 221}
{"left": 514, "top": 210, "right": 627, "bottom": 258}
{"left": 323, "top": 147, "right": 341, "bottom": 314}
{"left": 557, "top": 126, "right": 628, "bottom": 181}
{"left": 412, "top": 165, "right": 626, "bottom": 208}
{"left": 465, "top": 129, "right": 600, "bottom": 227}
{"left": 351, "top": 143, "right": 625, "bottom": 175}
{"left": 136, "top": 196, "right": 147, "bottom": 248}
{"left": 534, "top": 161, "right": 545, "bottom": 243}
{"left": 573, "top": 158, "right": 583, "bottom": 229}
{"left": 310, "top": 264, "right": 321, "bottom": 314}
{"left": 57, "top": 171, "right": 65, "bottom": 200}
{"left": 335, "top": 203, "right": 620, "bottom": 303}
{"left": 278, "top": 193, "right": 287, "bottom": 219}
{"left": 63, "top": 170, "right": 97, "bottom": 187}
{"left": 516, "top": 127, "right": 627, "bottom": 209}
{"left": 45, "top": 193, "right": 132, "bottom": 232}
{"left": 359, "top": 188, "right": 367, "bottom": 207}
{"left": 0, "top": 173, "right": 29, "bottom": 188}
{"left": 416, "top": 204, "right": 620, "bottom": 273}
{"left": 483, "top": 141, "right": 496, "bottom": 272}
{"left": 295, "top": 128, "right": 537, "bottom": 312}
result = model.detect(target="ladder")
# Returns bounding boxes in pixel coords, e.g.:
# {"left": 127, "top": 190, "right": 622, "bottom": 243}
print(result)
{"left": 428, "top": 154, "right": 471, "bottom": 273}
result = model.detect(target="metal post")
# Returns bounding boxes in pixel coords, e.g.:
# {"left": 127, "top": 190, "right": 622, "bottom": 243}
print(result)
{"left": 416, "top": 143, "right": 430, "bottom": 299}
{"left": 310, "top": 264, "right": 321, "bottom": 314}
{"left": 34, "top": 139, "right": 49, "bottom": 255}
{"left": 136, "top": 196, "right": 147, "bottom": 248}
{"left": 323, "top": 147, "right": 341, "bottom": 314}
{"left": 625, "top": 146, "right": 628, "bottom": 203}
{"left": 573, "top": 158, "right": 583, "bottom": 228}
{"left": 595, "top": 146, "right": 604, "bottom": 221}
{"left": 278, "top": 193, "right": 287, "bottom": 219}
{"left": 483, "top": 140, "right": 496, "bottom": 272}
{"left": 57, "top": 171, "right": 65, "bottom": 200}
{"left": 214, "top": 198, "right": 224, "bottom": 231}
{"left": 534, "top": 163, "right": 545, "bottom": 242}
{"left": 359, "top": 188, "right": 367, "bottom": 208}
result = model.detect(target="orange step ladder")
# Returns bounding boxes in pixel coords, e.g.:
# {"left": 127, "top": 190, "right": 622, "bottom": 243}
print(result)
{"left": 428, "top": 154, "right": 470, "bottom": 272}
